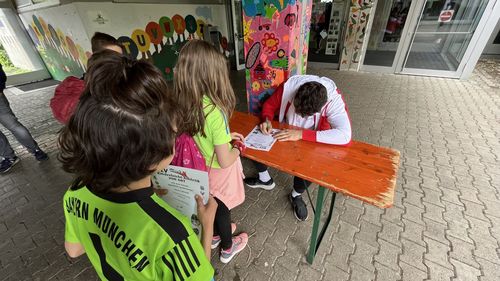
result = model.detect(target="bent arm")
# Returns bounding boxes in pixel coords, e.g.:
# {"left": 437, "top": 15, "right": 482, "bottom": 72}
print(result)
{"left": 214, "top": 144, "right": 240, "bottom": 168}
{"left": 65, "top": 241, "right": 85, "bottom": 258}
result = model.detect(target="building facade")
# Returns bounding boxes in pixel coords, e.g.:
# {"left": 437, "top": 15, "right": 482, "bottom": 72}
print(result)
{"left": 0, "top": 0, "right": 498, "bottom": 87}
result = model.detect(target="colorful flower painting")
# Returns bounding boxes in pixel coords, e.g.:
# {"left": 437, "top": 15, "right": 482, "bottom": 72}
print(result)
{"left": 243, "top": 0, "right": 312, "bottom": 114}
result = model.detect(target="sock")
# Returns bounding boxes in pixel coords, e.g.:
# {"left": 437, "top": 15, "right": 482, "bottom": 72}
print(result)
{"left": 291, "top": 190, "right": 302, "bottom": 198}
{"left": 258, "top": 170, "right": 271, "bottom": 182}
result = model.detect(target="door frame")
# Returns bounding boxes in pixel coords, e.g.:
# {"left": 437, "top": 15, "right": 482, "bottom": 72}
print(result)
{"left": 360, "top": 0, "right": 500, "bottom": 79}
{"left": 359, "top": 0, "right": 423, "bottom": 73}
{"left": 308, "top": 0, "right": 350, "bottom": 70}
{"left": 396, "top": 0, "right": 500, "bottom": 79}
{"left": 230, "top": 0, "right": 245, "bottom": 70}
{"left": 482, "top": 19, "right": 500, "bottom": 55}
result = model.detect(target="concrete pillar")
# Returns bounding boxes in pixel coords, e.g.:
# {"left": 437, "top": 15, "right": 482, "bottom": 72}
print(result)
{"left": 339, "top": 0, "right": 375, "bottom": 71}
{"left": 242, "top": 0, "right": 312, "bottom": 114}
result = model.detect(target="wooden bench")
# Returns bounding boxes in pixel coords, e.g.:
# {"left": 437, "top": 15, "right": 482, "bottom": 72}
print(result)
{"left": 230, "top": 111, "right": 400, "bottom": 264}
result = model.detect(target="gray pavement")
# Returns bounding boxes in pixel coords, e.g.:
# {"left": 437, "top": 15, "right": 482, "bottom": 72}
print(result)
{"left": 0, "top": 59, "right": 499, "bottom": 280}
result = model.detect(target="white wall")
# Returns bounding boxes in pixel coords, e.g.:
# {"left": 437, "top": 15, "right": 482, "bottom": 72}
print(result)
{"left": 17, "top": 3, "right": 90, "bottom": 80}
{"left": 18, "top": 3, "right": 91, "bottom": 51}
{"left": 75, "top": 1, "right": 229, "bottom": 53}
{"left": 0, "top": 8, "right": 45, "bottom": 70}
{"left": 15, "top": 1, "right": 231, "bottom": 80}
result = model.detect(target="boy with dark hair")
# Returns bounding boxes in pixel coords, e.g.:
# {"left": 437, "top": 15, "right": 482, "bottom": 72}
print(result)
{"left": 60, "top": 51, "right": 217, "bottom": 280}
{"left": 51, "top": 32, "right": 122, "bottom": 124}
{"left": 0, "top": 63, "right": 48, "bottom": 173}
{"left": 245, "top": 75, "right": 352, "bottom": 221}
{"left": 90, "top": 32, "right": 123, "bottom": 53}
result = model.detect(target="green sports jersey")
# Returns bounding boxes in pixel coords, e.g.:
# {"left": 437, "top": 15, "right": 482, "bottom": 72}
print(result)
{"left": 194, "top": 96, "right": 232, "bottom": 169}
{"left": 63, "top": 185, "right": 214, "bottom": 281}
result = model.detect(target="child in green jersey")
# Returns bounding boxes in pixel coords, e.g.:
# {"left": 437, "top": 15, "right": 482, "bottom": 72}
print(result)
{"left": 60, "top": 50, "right": 217, "bottom": 281}
{"left": 174, "top": 40, "right": 248, "bottom": 264}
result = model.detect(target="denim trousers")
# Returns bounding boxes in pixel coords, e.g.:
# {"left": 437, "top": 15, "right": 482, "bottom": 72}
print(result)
{"left": 0, "top": 92, "right": 39, "bottom": 158}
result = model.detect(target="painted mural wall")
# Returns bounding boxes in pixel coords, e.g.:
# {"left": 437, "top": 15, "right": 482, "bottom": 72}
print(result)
{"left": 19, "top": 2, "right": 230, "bottom": 81}
{"left": 243, "top": 0, "right": 312, "bottom": 114}
{"left": 339, "top": 0, "right": 375, "bottom": 71}
{"left": 19, "top": 4, "right": 90, "bottom": 81}
{"left": 75, "top": 2, "right": 229, "bottom": 81}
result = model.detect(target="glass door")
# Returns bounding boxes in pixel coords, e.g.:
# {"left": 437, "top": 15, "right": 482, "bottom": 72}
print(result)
{"left": 401, "top": 0, "right": 489, "bottom": 76}
{"left": 308, "top": 0, "right": 348, "bottom": 67}
{"left": 362, "top": 0, "right": 415, "bottom": 71}
{"left": 231, "top": 0, "right": 245, "bottom": 70}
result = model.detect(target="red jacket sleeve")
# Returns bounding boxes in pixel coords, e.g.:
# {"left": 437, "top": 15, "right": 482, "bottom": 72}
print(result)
{"left": 260, "top": 82, "right": 284, "bottom": 122}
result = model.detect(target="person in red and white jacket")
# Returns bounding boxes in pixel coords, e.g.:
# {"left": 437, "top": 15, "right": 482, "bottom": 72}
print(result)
{"left": 244, "top": 75, "right": 351, "bottom": 221}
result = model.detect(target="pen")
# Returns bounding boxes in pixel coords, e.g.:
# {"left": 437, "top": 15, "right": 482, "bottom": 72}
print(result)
{"left": 266, "top": 118, "right": 271, "bottom": 131}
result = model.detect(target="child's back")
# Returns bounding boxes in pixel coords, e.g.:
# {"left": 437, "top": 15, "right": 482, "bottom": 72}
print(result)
{"left": 60, "top": 50, "right": 215, "bottom": 281}
{"left": 174, "top": 40, "right": 248, "bottom": 264}
{"left": 64, "top": 185, "right": 211, "bottom": 280}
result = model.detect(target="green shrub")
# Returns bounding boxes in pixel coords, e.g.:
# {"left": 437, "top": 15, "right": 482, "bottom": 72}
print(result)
{"left": 0, "top": 44, "right": 14, "bottom": 68}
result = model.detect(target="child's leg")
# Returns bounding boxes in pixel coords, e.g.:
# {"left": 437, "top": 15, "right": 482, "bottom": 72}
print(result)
{"left": 244, "top": 160, "right": 275, "bottom": 190}
{"left": 292, "top": 176, "right": 312, "bottom": 196}
{"left": 213, "top": 197, "right": 232, "bottom": 250}
{"left": 290, "top": 176, "right": 311, "bottom": 221}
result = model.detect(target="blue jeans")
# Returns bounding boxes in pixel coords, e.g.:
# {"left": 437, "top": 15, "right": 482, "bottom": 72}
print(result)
{"left": 0, "top": 92, "right": 39, "bottom": 158}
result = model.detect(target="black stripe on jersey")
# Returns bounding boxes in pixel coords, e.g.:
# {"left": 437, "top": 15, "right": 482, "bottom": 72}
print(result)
{"left": 137, "top": 197, "right": 188, "bottom": 243}
{"left": 89, "top": 233, "right": 124, "bottom": 281}
{"left": 173, "top": 246, "right": 191, "bottom": 278}
{"left": 168, "top": 251, "right": 185, "bottom": 281}
{"left": 179, "top": 241, "right": 196, "bottom": 274}
{"left": 162, "top": 256, "right": 176, "bottom": 281}
{"left": 185, "top": 239, "right": 201, "bottom": 267}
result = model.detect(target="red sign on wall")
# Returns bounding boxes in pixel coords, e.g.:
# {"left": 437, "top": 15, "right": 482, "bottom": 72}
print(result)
{"left": 438, "top": 10, "right": 454, "bottom": 23}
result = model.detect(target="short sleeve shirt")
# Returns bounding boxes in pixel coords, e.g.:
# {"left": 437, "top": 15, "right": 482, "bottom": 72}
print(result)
{"left": 193, "top": 96, "right": 231, "bottom": 169}
{"left": 63, "top": 185, "right": 214, "bottom": 281}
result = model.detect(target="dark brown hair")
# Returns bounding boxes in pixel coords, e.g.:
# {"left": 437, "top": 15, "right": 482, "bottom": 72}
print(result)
{"left": 173, "top": 40, "right": 235, "bottom": 136}
{"left": 58, "top": 50, "right": 177, "bottom": 193}
{"left": 91, "top": 32, "right": 121, "bottom": 53}
{"left": 293, "top": 82, "right": 328, "bottom": 117}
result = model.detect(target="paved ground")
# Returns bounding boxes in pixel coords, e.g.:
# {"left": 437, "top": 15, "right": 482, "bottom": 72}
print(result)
{"left": 0, "top": 59, "right": 499, "bottom": 281}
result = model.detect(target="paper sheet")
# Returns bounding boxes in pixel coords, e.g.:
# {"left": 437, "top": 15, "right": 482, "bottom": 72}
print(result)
{"left": 320, "top": 30, "right": 328, "bottom": 39}
{"left": 152, "top": 166, "right": 209, "bottom": 238}
{"left": 244, "top": 126, "right": 280, "bottom": 152}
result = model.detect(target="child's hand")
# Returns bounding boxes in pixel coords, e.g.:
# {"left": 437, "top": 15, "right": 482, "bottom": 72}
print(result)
{"left": 232, "top": 140, "right": 246, "bottom": 154}
{"left": 195, "top": 195, "right": 218, "bottom": 230}
{"left": 273, "top": 129, "right": 303, "bottom": 141}
{"left": 230, "top": 132, "right": 245, "bottom": 141}
{"left": 153, "top": 187, "right": 167, "bottom": 196}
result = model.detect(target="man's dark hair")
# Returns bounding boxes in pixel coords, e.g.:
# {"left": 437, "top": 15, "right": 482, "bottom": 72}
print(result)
{"left": 293, "top": 81, "right": 328, "bottom": 117}
{"left": 91, "top": 32, "right": 120, "bottom": 53}
{"left": 58, "top": 50, "right": 177, "bottom": 193}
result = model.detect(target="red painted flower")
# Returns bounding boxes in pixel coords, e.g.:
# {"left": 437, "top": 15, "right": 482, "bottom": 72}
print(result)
{"left": 261, "top": 33, "right": 280, "bottom": 53}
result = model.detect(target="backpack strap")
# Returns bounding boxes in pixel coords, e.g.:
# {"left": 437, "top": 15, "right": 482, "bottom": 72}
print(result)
{"left": 207, "top": 151, "right": 216, "bottom": 174}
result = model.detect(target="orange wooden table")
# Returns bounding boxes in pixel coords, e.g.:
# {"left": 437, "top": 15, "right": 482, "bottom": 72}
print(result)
{"left": 230, "top": 112, "right": 400, "bottom": 263}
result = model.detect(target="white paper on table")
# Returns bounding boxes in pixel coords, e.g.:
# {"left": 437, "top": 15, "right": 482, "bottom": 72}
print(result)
{"left": 244, "top": 126, "right": 280, "bottom": 152}
{"left": 152, "top": 166, "right": 209, "bottom": 239}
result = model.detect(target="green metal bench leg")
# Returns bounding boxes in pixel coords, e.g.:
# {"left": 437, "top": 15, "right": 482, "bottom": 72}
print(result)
{"left": 307, "top": 187, "right": 337, "bottom": 264}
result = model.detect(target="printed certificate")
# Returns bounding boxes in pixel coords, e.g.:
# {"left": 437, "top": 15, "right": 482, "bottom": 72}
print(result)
{"left": 244, "top": 126, "right": 280, "bottom": 151}
{"left": 152, "top": 166, "right": 209, "bottom": 238}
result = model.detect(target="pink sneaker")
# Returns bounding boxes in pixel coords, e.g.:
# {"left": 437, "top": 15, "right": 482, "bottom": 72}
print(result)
{"left": 211, "top": 223, "right": 237, "bottom": 249}
{"left": 220, "top": 233, "right": 248, "bottom": 263}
